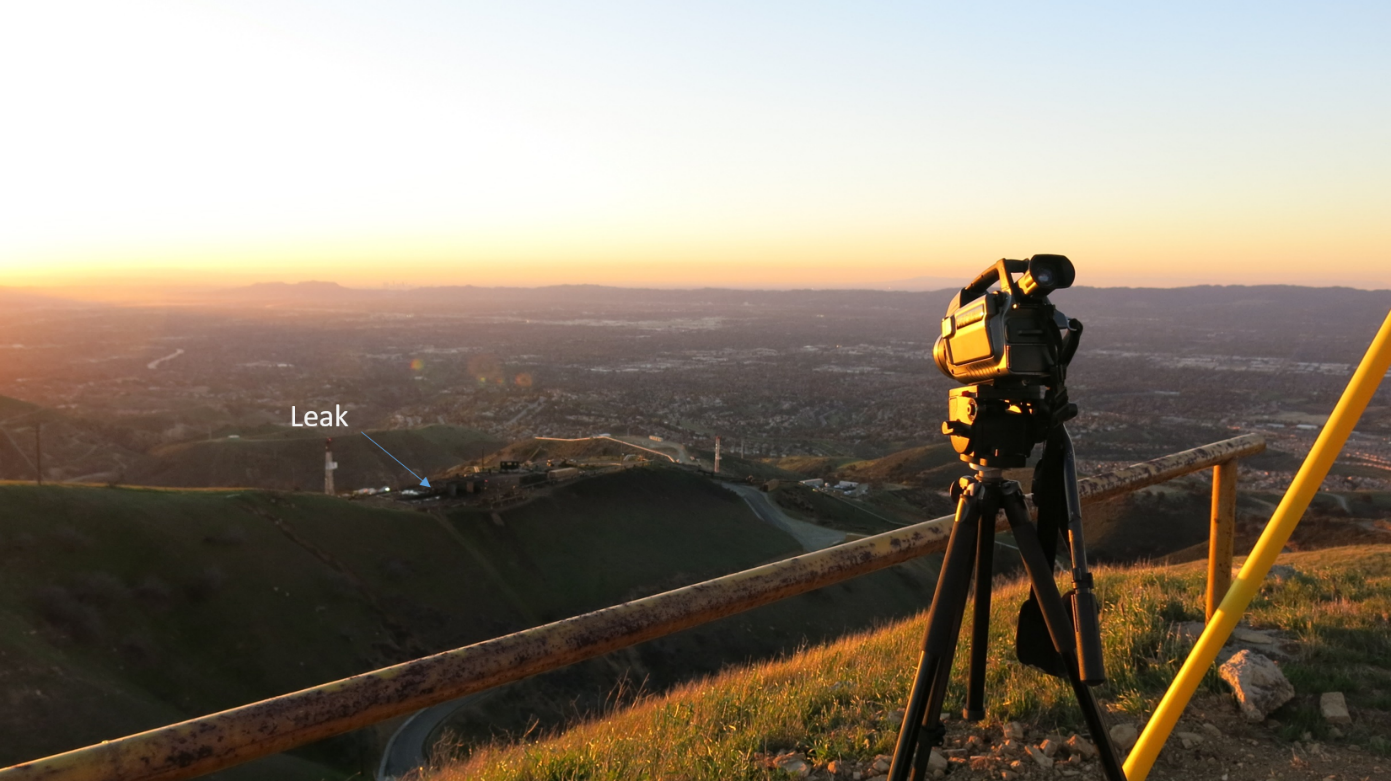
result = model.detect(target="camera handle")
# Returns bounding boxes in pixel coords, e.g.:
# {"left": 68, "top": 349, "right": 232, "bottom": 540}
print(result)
{"left": 952, "top": 259, "right": 1029, "bottom": 313}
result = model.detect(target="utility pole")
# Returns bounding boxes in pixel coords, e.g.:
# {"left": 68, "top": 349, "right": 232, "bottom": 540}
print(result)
{"left": 713, "top": 435, "right": 721, "bottom": 475}
{"left": 34, "top": 422, "right": 42, "bottom": 486}
{"left": 324, "top": 437, "right": 336, "bottom": 495}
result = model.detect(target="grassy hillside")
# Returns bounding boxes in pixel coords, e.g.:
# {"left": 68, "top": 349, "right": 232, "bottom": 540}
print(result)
{"left": 690, "top": 450, "right": 803, "bottom": 482}
{"left": 766, "top": 483, "right": 907, "bottom": 535}
{"left": 771, "top": 444, "right": 968, "bottom": 489}
{"left": 771, "top": 455, "right": 859, "bottom": 478}
{"left": 458, "top": 437, "right": 674, "bottom": 472}
{"left": 0, "top": 395, "right": 148, "bottom": 483}
{"left": 0, "top": 467, "right": 951, "bottom": 777}
{"left": 126, "top": 424, "right": 503, "bottom": 491}
{"left": 836, "top": 443, "right": 970, "bottom": 487}
{"left": 426, "top": 546, "right": 1391, "bottom": 781}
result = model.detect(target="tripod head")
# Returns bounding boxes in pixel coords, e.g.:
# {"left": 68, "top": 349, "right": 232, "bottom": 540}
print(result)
{"left": 942, "top": 383, "right": 1060, "bottom": 469}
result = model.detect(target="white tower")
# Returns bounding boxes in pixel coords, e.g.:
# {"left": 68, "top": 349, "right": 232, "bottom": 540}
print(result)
{"left": 714, "top": 436, "right": 721, "bottom": 474}
{"left": 325, "top": 437, "right": 337, "bottom": 495}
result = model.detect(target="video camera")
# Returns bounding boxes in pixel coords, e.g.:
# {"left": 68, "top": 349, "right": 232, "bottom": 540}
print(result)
{"left": 887, "top": 256, "right": 1121, "bottom": 781}
{"left": 933, "top": 255, "right": 1082, "bottom": 468}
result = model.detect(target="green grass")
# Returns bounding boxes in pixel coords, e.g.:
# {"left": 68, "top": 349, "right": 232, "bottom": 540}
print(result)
{"left": 445, "top": 468, "right": 803, "bottom": 620}
{"left": 3, "top": 469, "right": 957, "bottom": 778}
{"left": 425, "top": 545, "right": 1391, "bottom": 781}
{"left": 0, "top": 471, "right": 800, "bottom": 774}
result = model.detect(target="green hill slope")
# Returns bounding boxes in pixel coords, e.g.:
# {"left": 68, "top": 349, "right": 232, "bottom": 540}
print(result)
{"left": 426, "top": 545, "right": 1391, "bottom": 781}
{"left": 836, "top": 443, "right": 969, "bottom": 487}
{"left": 0, "top": 395, "right": 148, "bottom": 483}
{"left": 125, "top": 424, "right": 504, "bottom": 491}
{"left": 772, "top": 443, "right": 970, "bottom": 488}
{"left": 0, "top": 467, "right": 946, "bottom": 777}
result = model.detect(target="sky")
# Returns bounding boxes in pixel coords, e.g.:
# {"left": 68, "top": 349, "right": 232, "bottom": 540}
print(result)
{"left": 1, "top": 1, "right": 1389, "bottom": 290}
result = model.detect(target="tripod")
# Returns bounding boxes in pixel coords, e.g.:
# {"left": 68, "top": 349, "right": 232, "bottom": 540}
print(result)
{"left": 886, "top": 428, "right": 1127, "bottom": 781}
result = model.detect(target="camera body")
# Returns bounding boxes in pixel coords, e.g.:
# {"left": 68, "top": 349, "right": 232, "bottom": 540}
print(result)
{"left": 933, "top": 255, "right": 1076, "bottom": 384}
{"left": 934, "top": 255, "right": 1080, "bottom": 467}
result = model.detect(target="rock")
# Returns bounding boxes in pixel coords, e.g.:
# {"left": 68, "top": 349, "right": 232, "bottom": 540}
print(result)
{"left": 1109, "top": 723, "right": 1138, "bottom": 752}
{"left": 1201, "top": 722, "right": 1223, "bottom": 740}
{"left": 1171, "top": 621, "right": 1206, "bottom": 642}
{"left": 870, "top": 755, "right": 891, "bottom": 775}
{"left": 1176, "top": 731, "right": 1204, "bottom": 750}
{"left": 969, "top": 756, "right": 992, "bottom": 771}
{"left": 826, "top": 759, "right": 845, "bottom": 776}
{"left": 1003, "top": 721, "right": 1026, "bottom": 740}
{"left": 1231, "top": 627, "right": 1278, "bottom": 645}
{"left": 1001, "top": 772, "right": 1019, "bottom": 781}
{"left": 1039, "top": 738, "right": 1060, "bottom": 757}
{"left": 926, "top": 749, "right": 948, "bottom": 772}
{"left": 1065, "top": 734, "right": 1098, "bottom": 759}
{"left": 1219, "top": 650, "right": 1295, "bottom": 721}
{"left": 776, "top": 753, "right": 811, "bottom": 777}
{"left": 1267, "top": 564, "right": 1300, "bottom": 583}
{"left": 1329, "top": 727, "right": 1345, "bottom": 739}
{"left": 1025, "top": 745, "right": 1054, "bottom": 769}
{"left": 1320, "top": 691, "right": 1351, "bottom": 723}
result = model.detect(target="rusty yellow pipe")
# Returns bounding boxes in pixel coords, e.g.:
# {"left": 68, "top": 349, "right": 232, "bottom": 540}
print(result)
{"left": 0, "top": 434, "right": 1264, "bottom": 781}
{"left": 1124, "top": 309, "right": 1391, "bottom": 781}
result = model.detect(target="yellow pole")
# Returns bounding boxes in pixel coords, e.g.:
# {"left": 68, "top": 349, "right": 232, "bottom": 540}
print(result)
{"left": 1124, "top": 309, "right": 1391, "bottom": 781}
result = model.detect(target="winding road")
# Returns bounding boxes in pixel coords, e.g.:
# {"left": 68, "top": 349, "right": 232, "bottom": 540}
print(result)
{"left": 378, "top": 696, "right": 480, "bottom": 780}
{"left": 726, "top": 483, "right": 847, "bottom": 550}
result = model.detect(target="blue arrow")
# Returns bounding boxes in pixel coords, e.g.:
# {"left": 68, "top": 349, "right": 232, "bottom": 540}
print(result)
{"left": 361, "top": 432, "right": 431, "bottom": 488}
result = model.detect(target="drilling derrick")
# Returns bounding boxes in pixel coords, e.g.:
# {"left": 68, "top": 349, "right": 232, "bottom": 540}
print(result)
{"left": 325, "top": 437, "right": 337, "bottom": 495}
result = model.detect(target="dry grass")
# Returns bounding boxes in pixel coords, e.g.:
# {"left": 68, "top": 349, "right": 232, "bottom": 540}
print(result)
{"left": 423, "top": 545, "right": 1391, "bottom": 780}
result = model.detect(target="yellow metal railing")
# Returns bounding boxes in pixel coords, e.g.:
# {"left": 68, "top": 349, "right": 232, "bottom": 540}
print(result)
{"left": 1, "top": 435, "right": 1266, "bottom": 781}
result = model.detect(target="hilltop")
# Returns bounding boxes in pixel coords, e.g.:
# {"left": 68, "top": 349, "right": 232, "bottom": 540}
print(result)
{"left": 439, "top": 435, "right": 704, "bottom": 478}
{"left": 423, "top": 546, "right": 1391, "bottom": 781}
{"left": 126, "top": 424, "right": 504, "bottom": 491}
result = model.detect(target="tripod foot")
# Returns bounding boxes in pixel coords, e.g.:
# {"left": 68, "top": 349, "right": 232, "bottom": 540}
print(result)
{"left": 963, "top": 707, "right": 984, "bottom": 722}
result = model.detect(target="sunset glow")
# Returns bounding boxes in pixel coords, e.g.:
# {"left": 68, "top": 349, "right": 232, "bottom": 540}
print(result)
{"left": 2, "top": 2, "right": 1389, "bottom": 290}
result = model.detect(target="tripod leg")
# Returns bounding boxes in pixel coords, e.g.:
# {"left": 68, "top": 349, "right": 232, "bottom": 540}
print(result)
{"left": 964, "top": 491, "right": 998, "bottom": 721}
{"left": 1000, "top": 483, "right": 1128, "bottom": 781}
{"left": 888, "top": 483, "right": 983, "bottom": 781}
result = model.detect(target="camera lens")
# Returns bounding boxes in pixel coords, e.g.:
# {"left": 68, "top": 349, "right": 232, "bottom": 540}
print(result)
{"left": 1020, "top": 255, "right": 1074, "bottom": 297}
